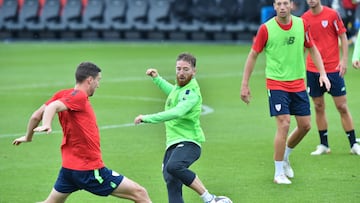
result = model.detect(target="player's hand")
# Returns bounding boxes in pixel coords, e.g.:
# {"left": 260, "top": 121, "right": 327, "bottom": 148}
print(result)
{"left": 337, "top": 62, "right": 347, "bottom": 77}
{"left": 146, "top": 69, "right": 158, "bottom": 77}
{"left": 240, "top": 86, "right": 251, "bottom": 104}
{"left": 352, "top": 60, "right": 360, "bottom": 69}
{"left": 319, "top": 74, "right": 331, "bottom": 92}
{"left": 134, "top": 115, "right": 143, "bottom": 125}
{"left": 33, "top": 125, "right": 52, "bottom": 134}
{"left": 12, "top": 136, "right": 31, "bottom": 146}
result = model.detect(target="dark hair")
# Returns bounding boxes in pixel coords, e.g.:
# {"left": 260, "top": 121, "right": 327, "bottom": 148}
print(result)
{"left": 75, "top": 62, "right": 101, "bottom": 83}
{"left": 177, "top": 53, "right": 196, "bottom": 68}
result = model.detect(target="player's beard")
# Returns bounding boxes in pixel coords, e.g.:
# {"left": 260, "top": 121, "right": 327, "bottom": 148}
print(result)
{"left": 176, "top": 75, "right": 192, "bottom": 87}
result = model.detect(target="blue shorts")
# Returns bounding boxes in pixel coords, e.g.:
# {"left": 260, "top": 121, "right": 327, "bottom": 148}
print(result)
{"left": 307, "top": 71, "right": 346, "bottom": 97}
{"left": 54, "top": 167, "right": 124, "bottom": 196}
{"left": 268, "top": 90, "right": 310, "bottom": 116}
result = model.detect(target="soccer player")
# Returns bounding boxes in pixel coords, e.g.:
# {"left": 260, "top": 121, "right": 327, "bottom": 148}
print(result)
{"left": 134, "top": 53, "right": 220, "bottom": 203}
{"left": 240, "top": 0, "right": 331, "bottom": 184}
{"left": 302, "top": 0, "right": 360, "bottom": 155}
{"left": 12, "top": 62, "right": 152, "bottom": 203}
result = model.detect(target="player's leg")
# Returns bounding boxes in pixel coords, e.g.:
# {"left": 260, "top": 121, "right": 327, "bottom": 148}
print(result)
{"left": 329, "top": 72, "right": 359, "bottom": 154}
{"left": 307, "top": 71, "right": 330, "bottom": 154}
{"left": 332, "top": 95, "right": 353, "bottom": 131}
{"left": 287, "top": 115, "right": 311, "bottom": 148}
{"left": 110, "top": 177, "right": 151, "bottom": 203}
{"left": 162, "top": 145, "right": 185, "bottom": 203}
{"left": 163, "top": 142, "right": 216, "bottom": 202}
{"left": 332, "top": 95, "right": 359, "bottom": 154}
{"left": 312, "top": 96, "right": 328, "bottom": 134}
{"left": 38, "top": 188, "right": 70, "bottom": 203}
{"left": 273, "top": 114, "right": 292, "bottom": 184}
{"left": 268, "top": 90, "right": 292, "bottom": 184}
{"left": 274, "top": 114, "right": 291, "bottom": 160}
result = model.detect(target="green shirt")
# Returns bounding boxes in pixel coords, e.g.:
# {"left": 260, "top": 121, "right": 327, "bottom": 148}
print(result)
{"left": 352, "top": 30, "right": 360, "bottom": 62}
{"left": 142, "top": 76, "right": 205, "bottom": 149}
{"left": 264, "top": 16, "right": 306, "bottom": 81}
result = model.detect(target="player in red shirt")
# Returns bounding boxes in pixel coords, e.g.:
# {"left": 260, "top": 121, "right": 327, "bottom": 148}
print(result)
{"left": 13, "top": 62, "right": 152, "bottom": 203}
{"left": 302, "top": 0, "right": 360, "bottom": 155}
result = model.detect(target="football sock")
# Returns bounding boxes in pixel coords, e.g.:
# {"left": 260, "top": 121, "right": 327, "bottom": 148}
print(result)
{"left": 319, "top": 130, "right": 329, "bottom": 147}
{"left": 274, "top": 161, "right": 284, "bottom": 177}
{"left": 283, "top": 146, "right": 293, "bottom": 161}
{"left": 201, "top": 190, "right": 214, "bottom": 202}
{"left": 346, "top": 130, "right": 356, "bottom": 147}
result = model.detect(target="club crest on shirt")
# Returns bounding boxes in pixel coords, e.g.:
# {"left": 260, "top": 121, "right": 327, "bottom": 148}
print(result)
{"left": 275, "top": 104, "right": 282, "bottom": 112}
{"left": 321, "top": 20, "right": 328, "bottom": 28}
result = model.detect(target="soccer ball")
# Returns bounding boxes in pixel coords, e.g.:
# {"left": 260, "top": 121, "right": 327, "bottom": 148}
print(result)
{"left": 214, "top": 196, "right": 233, "bottom": 203}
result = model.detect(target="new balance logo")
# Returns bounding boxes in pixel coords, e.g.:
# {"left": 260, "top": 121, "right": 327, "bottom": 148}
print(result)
{"left": 284, "top": 36, "right": 295, "bottom": 45}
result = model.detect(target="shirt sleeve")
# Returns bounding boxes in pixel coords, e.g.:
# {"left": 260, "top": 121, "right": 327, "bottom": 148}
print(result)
{"left": 352, "top": 29, "right": 360, "bottom": 62}
{"left": 334, "top": 11, "right": 347, "bottom": 35}
{"left": 142, "top": 89, "right": 199, "bottom": 123}
{"left": 303, "top": 19, "right": 313, "bottom": 48}
{"left": 252, "top": 24, "right": 268, "bottom": 53}
{"left": 152, "top": 75, "right": 174, "bottom": 96}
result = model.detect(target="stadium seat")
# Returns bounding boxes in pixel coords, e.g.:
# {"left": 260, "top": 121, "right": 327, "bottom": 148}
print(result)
{"left": 1, "top": 0, "right": 20, "bottom": 30}
{"left": 135, "top": 0, "right": 172, "bottom": 32}
{"left": 64, "top": 0, "right": 85, "bottom": 30}
{"left": 38, "top": 0, "right": 62, "bottom": 31}
{"left": 120, "top": 0, "right": 149, "bottom": 31}
{"left": 69, "top": 0, "right": 105, "bottom": 31}
{"left": 200, "top": 0, "right": 227, "bottom": 33}
{"left": 6, "top": 0, "right": 41, "bottom": 31}
{"left": 170, "top": 0, "right": 192, "bottom": 22}
{"left": 90, "top": 0, "right": 127, "bottom": 32}
{"left": 27, "top": 0, "right": 58, "bottom": 31}
{"left": 47, "top": 0, "right": 83, "bottom": 31}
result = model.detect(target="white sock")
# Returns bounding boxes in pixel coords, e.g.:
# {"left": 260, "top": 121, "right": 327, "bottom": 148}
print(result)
{"left": 201, "top": 190, "right": 214, "bottom": 202}
{"left": 274, "top": 161, "right": 284, "bottom": 177}
{"left": 284, "top": 146, "right": 293, "bottom": 162}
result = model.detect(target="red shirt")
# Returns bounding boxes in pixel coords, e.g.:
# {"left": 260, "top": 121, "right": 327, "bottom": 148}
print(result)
{"left": 252, "top": 17, "right": 313, "bottom": 92}
{"left": 302, "top": 6, "right": 347, "bottom": 73}
{"left": 46, "top": 89, "right": 104, "bottom": 170}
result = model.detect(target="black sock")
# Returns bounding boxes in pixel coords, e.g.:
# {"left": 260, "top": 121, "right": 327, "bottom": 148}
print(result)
{"left": 319, "top": 130, "right": 329, "bottom": 147}
{"left": 346, "top": 130, "right": 356, "bottom": 148}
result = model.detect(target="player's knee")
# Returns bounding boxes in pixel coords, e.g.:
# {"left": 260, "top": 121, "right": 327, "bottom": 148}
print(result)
{"left": 165, "top": 161, "right": 184, "bottom": 176}
{"left": 301, "top": 122, "right": 311, "bottom": 133}
{"left": 133, "top": 185, "right": 151, "bottom": 202}
{"left": 336, "top": 103, "right": 349, "bottom": 114}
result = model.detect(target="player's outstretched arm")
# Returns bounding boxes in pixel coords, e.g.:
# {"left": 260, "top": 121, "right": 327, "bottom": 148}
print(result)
{"left": 13, "top": 104, "right": 45, "bottom": 146}
{"left": 33, "top": 100, "right": 67, "bottom": 134}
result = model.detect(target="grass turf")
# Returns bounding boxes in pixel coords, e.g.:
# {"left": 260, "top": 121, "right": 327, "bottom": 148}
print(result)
{"left": 0, "top": 41, "right": 359, "bottom": 202}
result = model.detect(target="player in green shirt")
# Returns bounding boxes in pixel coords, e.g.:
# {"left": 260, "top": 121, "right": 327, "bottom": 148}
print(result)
{"left": 134, "top": 53, "right": 223, "bottom": 203}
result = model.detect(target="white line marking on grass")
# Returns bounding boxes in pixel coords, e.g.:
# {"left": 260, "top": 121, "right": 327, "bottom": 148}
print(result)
{"left": 0, "top": 70, "right": 264, "bottom": 91}
{"left": 0, "top": 105, "right": 214, "bottom": 139}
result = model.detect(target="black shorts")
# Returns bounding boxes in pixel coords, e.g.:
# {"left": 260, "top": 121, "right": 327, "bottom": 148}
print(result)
{"left": 307, "top": 71, "right": 346, "bottom": 97}
{"left": 54, "top": 167, "right": 124, "bottom": 196}
{"left": 268, "top": 89, "right": 310, "bottom": 117}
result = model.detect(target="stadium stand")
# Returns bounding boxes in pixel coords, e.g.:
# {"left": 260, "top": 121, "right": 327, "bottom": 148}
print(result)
{"left": 0, "top": 0, "right": 21, "bottom": 31}
{"left": 135, "top": 0, "right": 172, "bottom": 39}
{"left": 68, "top": 0, "right": 105, "bottom": 38}
{"left": 90, "top": 0, "right": 127, "bottom": 32}
{"left": 0, "top": 0, "right": 266, "bottom": 41}
{"left": 40, "top": 0, "right": 62, "bottom": 31}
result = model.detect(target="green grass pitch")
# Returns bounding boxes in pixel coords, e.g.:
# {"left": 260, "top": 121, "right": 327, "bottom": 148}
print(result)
{"left": 0, "top": 41, "right": 359, "bottom": 202}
